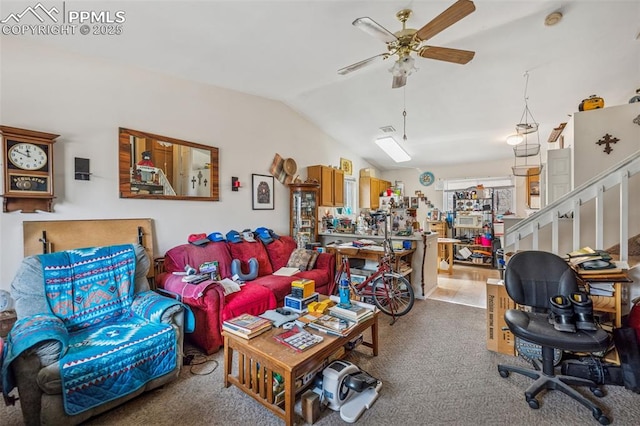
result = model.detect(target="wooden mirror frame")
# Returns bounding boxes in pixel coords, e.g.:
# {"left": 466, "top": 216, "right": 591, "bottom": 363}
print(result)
{"left": 119, "top": 128, "right": 219, "bottom": 201}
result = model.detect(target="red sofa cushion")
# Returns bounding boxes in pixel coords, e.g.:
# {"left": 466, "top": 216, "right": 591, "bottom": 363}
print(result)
{"left": 264, "top": 236, "right": 298, "bottom": 271}
{"left": 227, "top": 241, "right": 273, "bottom": 277}
{"left": 163, "top": 242, "right": 233, "bottom": 279}
{"left": 221, "top": 283, "right": 277, "bottom": 323}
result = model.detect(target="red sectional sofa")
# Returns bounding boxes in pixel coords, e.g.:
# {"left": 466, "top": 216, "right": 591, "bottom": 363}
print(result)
{"left": 156, "top": 235, "right": 335, "bottom": 354}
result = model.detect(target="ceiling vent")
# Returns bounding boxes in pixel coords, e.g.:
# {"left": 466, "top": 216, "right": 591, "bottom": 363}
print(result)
{"left": 379, "top": 125, "right": 395, "bottom": 133}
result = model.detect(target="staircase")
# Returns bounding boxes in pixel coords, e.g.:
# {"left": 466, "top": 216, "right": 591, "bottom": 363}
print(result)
{"left": 156, "top": 168, "right": 176, "bottom": 196}
{"left": 504, "top": 150, "right": 640, "bottom": 261}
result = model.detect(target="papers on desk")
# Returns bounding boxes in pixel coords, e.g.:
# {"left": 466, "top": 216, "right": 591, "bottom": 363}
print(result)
{"left": 335, "top": 242, "right": 383, "bottom": 250}
{"left": 360, "top": 245, "right": 384, "bottom": 251}
{"left": 352, "top": 239, "right": 376, "bottom": 247}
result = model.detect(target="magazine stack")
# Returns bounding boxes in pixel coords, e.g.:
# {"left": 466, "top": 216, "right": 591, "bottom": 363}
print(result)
{"left": 328, "top": 302, "right": 374, "bottom": 323}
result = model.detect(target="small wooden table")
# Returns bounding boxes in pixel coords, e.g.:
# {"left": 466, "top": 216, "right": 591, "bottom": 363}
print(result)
{"left": 575, "top": 270, "right": 632, "bottom": 328}
{"left": 223, "top": 311, "right": 379, "bottom": 426}
{"left": 437, "top": 238, "right": 459, "bottom": 275}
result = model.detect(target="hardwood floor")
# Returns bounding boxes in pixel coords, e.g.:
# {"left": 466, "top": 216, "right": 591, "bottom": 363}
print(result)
{"left": 427, "top": 264, "right": 501, "bottom": 309}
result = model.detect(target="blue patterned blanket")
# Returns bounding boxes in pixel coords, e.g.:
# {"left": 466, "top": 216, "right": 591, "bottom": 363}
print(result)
{"left": 39, "top": 244, "right": 177, "bottom": 415}
{"left": 41, "top": 245, "right": 137, "bottom": 331}
{"left": 61, "top": 316, "right": 176, "bottom": 414}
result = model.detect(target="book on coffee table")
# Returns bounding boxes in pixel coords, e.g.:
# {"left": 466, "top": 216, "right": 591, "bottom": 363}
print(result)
{"left": 328, "top": 303, "right": 374, "bottom": 322}
{"left": 222, "top": 322, "right": 272, "bottom": 339}
{"left": 308, "top": 314, "right": 356, "bottom": 337}
{"left": 223, "top": 313, "right": 272, "bottom": 334}
{"left": 273, "top": 267, "right": 300, "bottom": 276}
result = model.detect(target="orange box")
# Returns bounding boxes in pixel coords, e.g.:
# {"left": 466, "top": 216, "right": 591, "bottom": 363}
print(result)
{"left": 486, "top": 278, "right": 516, "bottom": 355}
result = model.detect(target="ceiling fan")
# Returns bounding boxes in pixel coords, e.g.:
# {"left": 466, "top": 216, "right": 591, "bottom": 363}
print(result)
{"left": 338, "top": 0, "right": 476, "bottom": 88}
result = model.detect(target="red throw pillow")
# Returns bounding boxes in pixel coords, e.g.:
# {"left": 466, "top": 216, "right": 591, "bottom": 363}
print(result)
{"left": 228, "top": 241, "right": 273, "bottom": 277}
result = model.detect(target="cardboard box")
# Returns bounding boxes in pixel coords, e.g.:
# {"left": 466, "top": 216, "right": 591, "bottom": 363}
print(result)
{"left": 302, "top": 390, "right": 320, "bottom": 424}
{"left": 486, "top": 278, "right": 516, "bottom": 355}
{"left": 284, "top": 293, "right": 319, "bottom": 313}
{"left": 291, "top": 279, "right": 315, "bottom": 299}
{"left": 359, "top": 168, "right": 376, "bottom": 178}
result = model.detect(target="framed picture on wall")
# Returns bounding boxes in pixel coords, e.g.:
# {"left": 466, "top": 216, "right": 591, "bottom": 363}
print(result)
{"left": 340, "top": 158, "right": 353, "bottom": 175}
{"left": 252, "top": 174, "right": 274, "bottom": 210}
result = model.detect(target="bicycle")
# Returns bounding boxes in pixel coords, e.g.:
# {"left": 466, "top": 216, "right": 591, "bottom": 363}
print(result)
{"left": 330, "top": 212, "right": 415, "bottom": 324}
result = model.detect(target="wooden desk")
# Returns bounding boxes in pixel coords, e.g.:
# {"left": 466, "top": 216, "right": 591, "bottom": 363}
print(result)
{"left": 223, "top": 311, "right": 378, "bottom": 426}
{"left": 576, "top": 271, "right": 632, "bottom": 328}
{"left": 329, "top": 246, "right": 415, "bottom": 279}
{"left": 437, "top": 238, "right": 460, "bottom": 275}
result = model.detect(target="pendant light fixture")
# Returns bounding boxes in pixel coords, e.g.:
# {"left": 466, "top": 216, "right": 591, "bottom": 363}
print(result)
{"left": 511, "top": 71, "right": 542, "bottom": 177}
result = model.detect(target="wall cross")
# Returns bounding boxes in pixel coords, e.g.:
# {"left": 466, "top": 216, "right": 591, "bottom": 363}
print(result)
{"left": 596, "top": 133, "right": 619, "bottom": 154}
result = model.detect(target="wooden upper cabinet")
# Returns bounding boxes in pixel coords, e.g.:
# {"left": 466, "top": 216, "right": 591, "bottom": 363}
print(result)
{"left": 359, "top": 177, "right": 393, "bottom": 210}
{"left": 359, "top": 177, "right": 379, "bottom": 210}
{"left": 307, "top": 165, "right": 344, "bottom": 207}
{"left": 379, "top": 180, "right": 391, "bottom": 195}
{"left": 333, "top": 168, "right": 344, "bottom": 206}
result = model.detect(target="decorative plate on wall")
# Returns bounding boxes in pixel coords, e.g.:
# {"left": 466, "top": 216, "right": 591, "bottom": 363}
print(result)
{"left": 419, "top": 171, "right": 435, "bottom": 186}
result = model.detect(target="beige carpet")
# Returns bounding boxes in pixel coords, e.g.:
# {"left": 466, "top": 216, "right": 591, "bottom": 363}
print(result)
{"left": 3, "top": 299, "right": 640, "bottom": 425}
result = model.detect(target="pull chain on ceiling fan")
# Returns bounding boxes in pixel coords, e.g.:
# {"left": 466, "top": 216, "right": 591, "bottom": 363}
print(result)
{"left": 403, "top": 87, "right": 408, "bottom": 141}
{"left": 338, "top": 0, "right": 476, "bottom": 89}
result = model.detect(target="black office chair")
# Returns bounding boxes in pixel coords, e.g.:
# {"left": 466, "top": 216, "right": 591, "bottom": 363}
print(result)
{"left": 497, "top": 251, "right": 612, "bottom": 425}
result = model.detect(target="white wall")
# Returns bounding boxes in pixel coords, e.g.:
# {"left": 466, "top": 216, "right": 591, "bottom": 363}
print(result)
{"left": 573, "top": 103, "right": 640, "bottom": 250}
{"left": 574, "top": 103, "right": 640, "bottom": 186}
{"left": 0, "top": 37, "right": 371, "bottom": 290}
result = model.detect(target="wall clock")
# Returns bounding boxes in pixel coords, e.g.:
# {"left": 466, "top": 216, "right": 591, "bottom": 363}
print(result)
{"left": 419, "top": 171, "right": 435, "bottom": 186}
{"left": 1, "top": 126, "right": 59, "bottom": 213}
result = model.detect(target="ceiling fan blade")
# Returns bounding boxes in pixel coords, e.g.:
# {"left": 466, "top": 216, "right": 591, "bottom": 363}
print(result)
{"left": 392, "top": 74, "right": 407, "bottom": 89}
{"left": 353, "top": 17, "right": 398, "bottom": 43}
{"left": 418, "top": 46, "right": 475, "bottom": 64}
{"left": 415, "top": 0, "right": 476, "bottom": 42}
{"left": 338, "top": 53, "right": 389, "bottom": 75}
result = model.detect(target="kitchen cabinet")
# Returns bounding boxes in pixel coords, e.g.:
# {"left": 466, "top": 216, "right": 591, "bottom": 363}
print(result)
{"left": 288, "top": 183, "right": 320, "bottom": 247}
{"left": 359, "top": 177, "right": 392, "bottom": 210}
{"left": 307, "top": 165, "right": 344, "bottom": 207}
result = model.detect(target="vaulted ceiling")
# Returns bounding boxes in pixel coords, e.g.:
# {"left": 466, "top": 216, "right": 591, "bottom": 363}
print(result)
{"left": 5, "top": 0, "right": 639, "bottom": 170}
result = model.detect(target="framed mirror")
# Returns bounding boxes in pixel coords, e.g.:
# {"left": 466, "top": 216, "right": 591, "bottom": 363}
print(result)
{"left": 119, "top": 128, "right": 219, "bottom": 201}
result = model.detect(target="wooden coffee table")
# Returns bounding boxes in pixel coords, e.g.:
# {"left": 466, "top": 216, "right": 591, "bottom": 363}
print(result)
{"left": 223, "top": 311, "right": 378, "bottom": 425}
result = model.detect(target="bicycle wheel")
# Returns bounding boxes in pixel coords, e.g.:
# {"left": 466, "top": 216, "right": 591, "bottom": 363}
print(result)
{"left": 371, "top": 272, "right": 414, "bottom": 317}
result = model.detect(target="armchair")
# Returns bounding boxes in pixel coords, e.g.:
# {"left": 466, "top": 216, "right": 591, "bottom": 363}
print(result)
{"left": 497, "top": 251, "right": 612, "bottom": 425}
{"left": 2, "top": 244, "right": 185, "bottom": 425}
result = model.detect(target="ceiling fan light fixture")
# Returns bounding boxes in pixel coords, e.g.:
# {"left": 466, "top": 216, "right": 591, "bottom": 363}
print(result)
{"left": 375, "top": 136, "right": 411, "bottom": 162}
{"left": 506, "top": 134, "right": 524, "bottom": 146}
{"left": 389, "top": 55, "right": 417, "bottom": 77}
